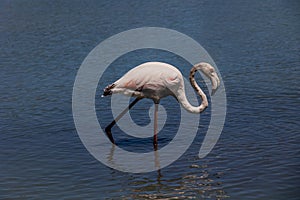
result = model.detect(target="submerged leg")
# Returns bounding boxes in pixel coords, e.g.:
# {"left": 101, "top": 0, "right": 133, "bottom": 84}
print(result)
{"left": 153, "top": 103, "right": 159, "bottom": 150}
{"left": 105, "top": 98, "right": 141, "bottom": 144}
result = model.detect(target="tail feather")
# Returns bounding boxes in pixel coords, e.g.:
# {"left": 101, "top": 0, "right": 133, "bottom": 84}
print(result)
{"left": 102, "top": 83, "right": 115, "bottom": 97}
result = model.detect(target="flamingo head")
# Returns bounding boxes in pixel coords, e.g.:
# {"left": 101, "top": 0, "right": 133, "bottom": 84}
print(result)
{"left": 196, "top": 63, "right": 220, "bottom": 96}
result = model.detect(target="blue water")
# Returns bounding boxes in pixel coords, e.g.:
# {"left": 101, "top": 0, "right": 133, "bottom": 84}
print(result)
{"left": 1, "top": 0, "right": 299, "bottom": 199}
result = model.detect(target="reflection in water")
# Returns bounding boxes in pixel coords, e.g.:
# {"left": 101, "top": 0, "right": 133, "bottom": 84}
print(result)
{"left": 107, "top": 143, "right": 116, "bottom": 166}
{"left": 128, "top": 172, "right": 228, "bottom": 199}
{"left": 107, "top": 144, "right": 162, "bottom": 178}
{"left": 107, "top": 145, "right": 228, "bottom": 199}
{"left": 128, "top": 167, "right": 228, "bottom": 199}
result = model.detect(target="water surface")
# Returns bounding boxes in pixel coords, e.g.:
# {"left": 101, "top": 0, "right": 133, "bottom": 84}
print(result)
{"left": 1, "top": 0, "right": 299, "bottom": 199}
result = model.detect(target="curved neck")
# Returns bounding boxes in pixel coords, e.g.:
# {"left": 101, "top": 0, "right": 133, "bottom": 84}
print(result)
{"left": 176, "top": 65, "right": 208, "bottom": 114}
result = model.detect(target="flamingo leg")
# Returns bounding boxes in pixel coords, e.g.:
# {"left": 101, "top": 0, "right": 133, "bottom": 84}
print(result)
{"left": 105, "top": 97, "right": 141, "bottom": 144}
{"left": 153, "top": 103, "right": 159, "bottom": 150}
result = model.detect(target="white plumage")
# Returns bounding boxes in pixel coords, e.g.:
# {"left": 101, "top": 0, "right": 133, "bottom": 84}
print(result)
{"left": 102, "top": 62, "right": 220, "bottom": 148}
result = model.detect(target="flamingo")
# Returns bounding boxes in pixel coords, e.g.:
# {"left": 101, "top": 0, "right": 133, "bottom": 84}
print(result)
{"left": 102, "top": 62, "right": 220, "bottom": 149}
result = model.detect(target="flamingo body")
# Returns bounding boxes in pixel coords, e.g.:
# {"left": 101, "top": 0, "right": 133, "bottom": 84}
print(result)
{"left": 102, "top": 61, "right": 220, "bottom": 147}
{"left": 110, "top": 62, "right": 183, "bottom": 102}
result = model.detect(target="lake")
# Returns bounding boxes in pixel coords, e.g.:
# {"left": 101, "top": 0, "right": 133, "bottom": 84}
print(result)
{"left": 1, "top": 0, "right": 299, "bottom": 199}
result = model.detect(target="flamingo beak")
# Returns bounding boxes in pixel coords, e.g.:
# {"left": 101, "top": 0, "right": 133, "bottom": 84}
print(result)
{"left": 211, "top": 88, "right": 217, "bottom": 96}
{"left": 210, "top": 72, "right": 220, "bottom": 96}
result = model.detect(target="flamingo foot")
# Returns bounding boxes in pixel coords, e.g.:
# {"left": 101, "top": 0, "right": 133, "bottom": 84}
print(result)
{"left": 105, "top": 127, "right": 115, "bottom": 144}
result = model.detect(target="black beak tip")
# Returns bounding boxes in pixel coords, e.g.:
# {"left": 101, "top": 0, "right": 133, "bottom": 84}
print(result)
{"left": 211, "top": 88, "right": 217, "bottom": 96}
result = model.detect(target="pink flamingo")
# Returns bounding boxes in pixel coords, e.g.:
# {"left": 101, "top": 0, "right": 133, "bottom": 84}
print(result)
{"left": 102, "top": 62, "right": 220, "bottom": 149}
